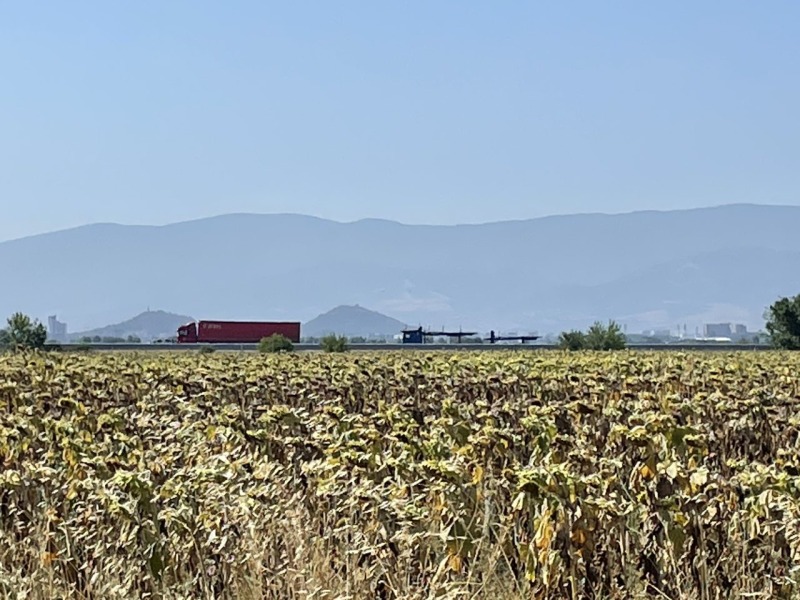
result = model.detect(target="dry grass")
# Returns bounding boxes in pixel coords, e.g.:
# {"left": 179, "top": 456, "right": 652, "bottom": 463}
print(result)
{"left": 0, "top": 350, "right": 799, "bottom": 599}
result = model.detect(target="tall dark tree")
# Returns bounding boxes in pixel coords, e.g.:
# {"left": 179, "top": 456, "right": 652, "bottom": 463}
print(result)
{"left": 765, "top": 295, "right": 800, "bottom": 349}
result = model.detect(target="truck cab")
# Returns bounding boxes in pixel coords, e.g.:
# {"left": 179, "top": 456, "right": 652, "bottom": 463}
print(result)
{"left": 176, "top": 322, "right": 198, "bottom": 343}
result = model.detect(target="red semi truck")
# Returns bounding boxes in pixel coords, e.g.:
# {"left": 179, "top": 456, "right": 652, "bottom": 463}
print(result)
{"left": 177, "top": 320, "right": 301, "bottom": 344}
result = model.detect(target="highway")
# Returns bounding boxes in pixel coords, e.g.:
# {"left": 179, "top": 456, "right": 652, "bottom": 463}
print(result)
{"left": 46, "top": 342, "right": 771, "bottom": 352}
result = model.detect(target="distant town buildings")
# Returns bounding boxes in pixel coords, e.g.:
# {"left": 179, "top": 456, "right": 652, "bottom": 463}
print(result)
{"left": 634, "top": 323, "right": 755, "bottom": 343}
{"left": 47, "top": 315, "right": 68, "bottom": 342}
{"left": 641, "top": 329, "right": 672, "bottom": 338}
{"left": 703, "top": 323, "right": 747, "bottom": 338}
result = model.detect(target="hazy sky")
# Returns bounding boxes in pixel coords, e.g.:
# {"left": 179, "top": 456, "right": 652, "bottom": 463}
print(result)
{"left": 1, "top": 2, "right": 798, "bottom": 241}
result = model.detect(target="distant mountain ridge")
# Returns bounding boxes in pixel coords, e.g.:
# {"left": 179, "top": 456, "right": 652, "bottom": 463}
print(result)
{"left": 303, "top": 305, "right": 407, "bottom": 338}
{"left": 2, "top": 203, "right": 798, "bottom": 333}
{"left": 70, "top": 310, "right": 194, "bottom": 342}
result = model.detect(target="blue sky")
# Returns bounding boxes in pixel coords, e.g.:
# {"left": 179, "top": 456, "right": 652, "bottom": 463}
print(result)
{"left": 1, "top": 2, "right": 798, "bottom": 241}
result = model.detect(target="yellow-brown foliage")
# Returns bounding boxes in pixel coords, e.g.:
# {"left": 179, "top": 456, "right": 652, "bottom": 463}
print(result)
{"left": 0, "top": 351, "right": 799, "bottom": 599}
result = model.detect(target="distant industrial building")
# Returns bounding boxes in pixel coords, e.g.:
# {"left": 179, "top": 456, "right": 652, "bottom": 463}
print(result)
{"left": 703, "top": 323, "right": 748, "bottom": 339}
{"left": 47, "top": 315, "right": 68, "bottom": 342}
{"left": 704, "top": 323, "right": 730, "bottom": 338}
{"left": 641, "top": 329, "right": 672, "bottom": 338}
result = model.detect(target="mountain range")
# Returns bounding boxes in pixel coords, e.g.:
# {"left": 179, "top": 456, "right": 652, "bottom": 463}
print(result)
{"left": 2, "top": 203, "right": 797, "bottom": 334}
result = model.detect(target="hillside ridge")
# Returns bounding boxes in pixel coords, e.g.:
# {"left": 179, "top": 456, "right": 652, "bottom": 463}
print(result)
{"left": 3, "top": 203, "right": 797, "bottom": 333}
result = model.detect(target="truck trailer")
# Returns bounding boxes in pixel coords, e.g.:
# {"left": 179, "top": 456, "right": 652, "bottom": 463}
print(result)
{"left": 177, "top": 320, "right": 301, "bottom": 344}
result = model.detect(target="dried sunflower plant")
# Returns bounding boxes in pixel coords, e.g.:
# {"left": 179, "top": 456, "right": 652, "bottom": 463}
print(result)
{"left": 0, "top": 350, "right": 798, "bottom": 599}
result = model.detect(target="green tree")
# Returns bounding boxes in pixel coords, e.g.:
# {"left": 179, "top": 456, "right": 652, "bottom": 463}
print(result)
{"left": 585, "top": 320, "right": 627, "bottom": 350}
{"left": 559, "top": 321, "right": 626, "bottom": 351}
{"left": 4, "top": 313, "right": 47, "bottom": 350}
{"left": 765, "top": 295, "right": 800, "bottom": 349}
{"left": 558, "top": 330, "right": 586, "bottom": 350}
{"left": 0, "top": 328, "right": 9, "bottom": 349}
{"left": 321, "top": 334, "right": 348, "bottom": 353}
{"left": 259, "top": 334, "right": 294, "bottom": 353}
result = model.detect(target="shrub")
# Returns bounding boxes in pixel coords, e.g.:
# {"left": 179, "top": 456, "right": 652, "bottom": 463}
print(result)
{"left": 559, "top": 321, "right": 626, "bottom": 351}
{"left": 259, "top": 334, "right": 294, "bottom": 353}
{"left": 585, "top": 320, "right": 626, "bottom": 350}
{"left": 321, "top": 334, "right": 348, "bottom": 353}
{"left": 198, "top": 345, "right": 216, "bottom": 354}
{"left": 558, "top": 330, "right": 586, "bottom": 350}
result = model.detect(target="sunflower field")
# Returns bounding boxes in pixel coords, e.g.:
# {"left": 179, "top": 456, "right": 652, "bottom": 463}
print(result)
{"left": 0, "top": 351, "right": 799, "bottom": 599}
